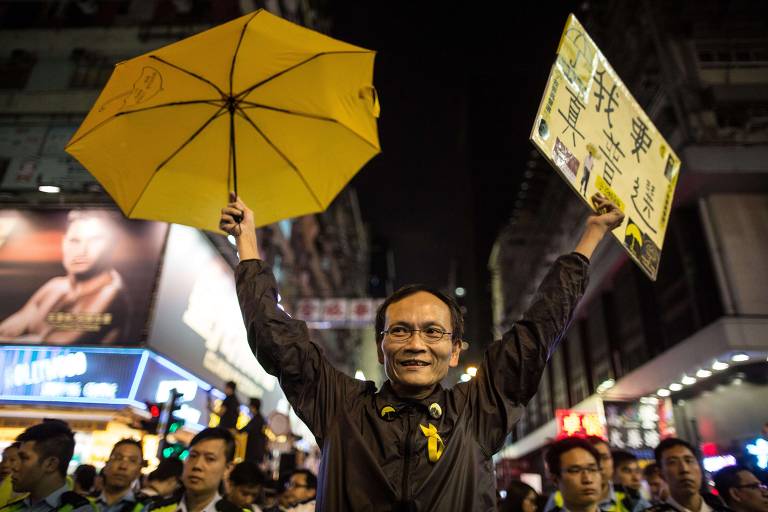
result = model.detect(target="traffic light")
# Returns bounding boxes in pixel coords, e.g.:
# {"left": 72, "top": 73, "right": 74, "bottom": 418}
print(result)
{"left": 140, "top": 402, "right": 162, "bottom": 434}
{"left": 158, "top": 389, "right": 188, "bottom": 460}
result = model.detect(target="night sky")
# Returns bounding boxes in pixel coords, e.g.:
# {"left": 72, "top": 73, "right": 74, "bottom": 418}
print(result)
{"left": 328, "top": 1, "right": 584, "bottom": 356}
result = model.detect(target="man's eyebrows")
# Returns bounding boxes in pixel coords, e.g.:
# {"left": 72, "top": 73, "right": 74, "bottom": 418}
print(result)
{"left": 390, "top": 320, "right": 446, "bottom": 327}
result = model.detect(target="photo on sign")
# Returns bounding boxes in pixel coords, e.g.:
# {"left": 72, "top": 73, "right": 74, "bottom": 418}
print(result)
{"left": 0, "top": 209, "right": 167, "bottom": 345}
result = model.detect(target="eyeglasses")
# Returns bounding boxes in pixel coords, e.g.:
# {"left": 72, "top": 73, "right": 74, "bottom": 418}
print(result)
{"left": 563, "top": 465, "right": 601, "bottom": 476}
{"left": 735, "top": 483, "right": 768, "bottom": 491}
{"left": 381, "top": 326, "right": 452, "bottom": 342}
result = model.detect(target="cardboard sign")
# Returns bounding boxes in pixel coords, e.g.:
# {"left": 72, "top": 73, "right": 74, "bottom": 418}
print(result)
{"left": 530, "top": 14, "right": 681, "bottom": 280}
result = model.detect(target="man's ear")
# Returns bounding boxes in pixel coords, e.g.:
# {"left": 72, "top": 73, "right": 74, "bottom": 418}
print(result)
{"left": 729, "top": 488, "right": 742, "bottom": 505}
{"left": 377, "top": 341, "right": 384, "bottom": 365}
{"left": 41, "top": 456, "right": 60, "bottom": 475}
{"left": 448, "top": 340, "right": 461, "bottom": 368}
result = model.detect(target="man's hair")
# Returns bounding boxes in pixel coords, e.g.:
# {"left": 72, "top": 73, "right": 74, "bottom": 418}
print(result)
{"left": 713, "top": 465, "right": 752, "bottom": 505}
{"left": 229, "top": 461, "right": 264, "bottom": 487}
{"left": 73, "top": 464, "right": 96, "bottom": 491}
{"left": 148, "top": 457, "right": 183, "bottom": 482}
{"left": 612, "top": 450, "right": 638, "bottom": 468}
{"left": 249, "top": 398, "right": 261, "bottom": 410}
{"left": 545, "top": 437, "right": 601, "bottom": 476}
{"left": 3, "top": 442, "right": 20, "bottom": 453}
{"left": 189, "top": 427, "right": 236, "bottom": 462}
{"left": 501, "top": 481, "right": 537, "bottom": 512}
{"left": 643, "top": 462, "right": 661, "bottom": 479}
{"left": 375, "top": 284, "right": 464, "bottom": 344}
{"left": 654, "top": 437, "right": 698, "bottom": 467}
{"left": 586, "top": 435, "right": 609, "bottom": 449}
{"left": 16, "top": 419, "right": 75, "bottom": 476}
{"left": 111, "top": 438, "right": 143, "bottom": 459}
{"left": 291, "top": 469, "right": 317, "bottom": 490}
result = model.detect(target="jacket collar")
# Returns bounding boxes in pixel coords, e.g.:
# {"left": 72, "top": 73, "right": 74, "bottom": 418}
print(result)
{"left": 375, "top": 380, "right": 445, "bottom": 416}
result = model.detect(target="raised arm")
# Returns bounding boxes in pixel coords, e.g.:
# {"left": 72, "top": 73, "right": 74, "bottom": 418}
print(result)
{"left": 573, "top": 192, "right": 625, "bottom": 260}
{"left": 467, "top": 193, "right": 623, "bottom": 454}
{"left": 220, "top": 194, "right": 365, "bottom": 440}
{"left": 220, "top": 192, "right": 262, "bottom": 262}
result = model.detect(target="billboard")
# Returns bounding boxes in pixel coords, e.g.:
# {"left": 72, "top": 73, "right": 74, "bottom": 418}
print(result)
{"left": 147, "top": 225, "right": 281, "bottom": 412}
{"left": 604, "top": 400, "right": 661, "bottom": 458}
{"left": 0, "top": 345, "right": 143, "bottom": 405}
{"left": 0, "top": 209, "right": 167, "bottom": 345}
{"left": 530, "top": 14, "right": 681, "bottom": 280}
{"left": 0, "top": 345, "right": 219, "bottom": 430}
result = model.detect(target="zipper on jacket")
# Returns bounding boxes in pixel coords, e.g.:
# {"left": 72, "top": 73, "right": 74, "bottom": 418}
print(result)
{"left": 401, "top": 409, "right": 412, "bottom": 502}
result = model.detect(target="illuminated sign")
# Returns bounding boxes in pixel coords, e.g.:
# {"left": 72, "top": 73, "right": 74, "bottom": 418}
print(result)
{"left": 604, "top": 400, "right": 661, "bottom": 452}
{"left": 556, "top": 409, "right": 606, "bottom": 438}
{"left": 746, "top": 438, "right": 768, "bottom": 470}
{"left": 0, "top": 346, "right": 142, "bottom": 405}
{"left": 149, "top": 225, "right": 281, "bottom": 413}
{"left": 703, "top": 455, "right": 736, "bottom": 473}
{"left": 0, "top": 346, "right": 217, "bottom": 429}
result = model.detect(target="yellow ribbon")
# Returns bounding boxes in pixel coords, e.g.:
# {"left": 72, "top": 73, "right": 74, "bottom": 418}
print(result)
{"left": 419, "top": 423, "right": 445, "bottom": 462}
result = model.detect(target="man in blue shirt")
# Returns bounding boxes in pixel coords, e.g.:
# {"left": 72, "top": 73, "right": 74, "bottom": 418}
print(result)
{"left": 1, "top": 420, "right": 94, "bottom": 512}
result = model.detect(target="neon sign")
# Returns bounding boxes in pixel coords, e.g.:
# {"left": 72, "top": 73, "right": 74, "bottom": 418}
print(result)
{"left": 746, "top": 438, "right": 768, "bottom": 470}
{"left": 556, "top": 409, "right": 606, "bottom": 438}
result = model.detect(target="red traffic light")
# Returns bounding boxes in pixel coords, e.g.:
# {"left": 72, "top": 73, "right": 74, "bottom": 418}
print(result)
{"left": 149, "top": 404, "right": 160, "bottom": 418}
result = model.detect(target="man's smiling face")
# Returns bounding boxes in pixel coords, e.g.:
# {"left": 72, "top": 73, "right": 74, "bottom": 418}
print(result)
{"left": 378, "top": 291, "right": 460, "bottom": 399}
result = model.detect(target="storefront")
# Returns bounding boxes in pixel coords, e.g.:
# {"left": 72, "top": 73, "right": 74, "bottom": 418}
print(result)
{"left": 0, "top": 345, "right": 221, "bottom": 468}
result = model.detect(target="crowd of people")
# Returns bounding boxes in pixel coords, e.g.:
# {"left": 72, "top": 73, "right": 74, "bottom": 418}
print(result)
{"left": 2, "top": 420, "right": 765, "bottom": 512}
{"left": 499, "top": 435, "right": 768, "bottom": 512}
{"left": 0, "top": 420, "right": 317, "bottom": 512}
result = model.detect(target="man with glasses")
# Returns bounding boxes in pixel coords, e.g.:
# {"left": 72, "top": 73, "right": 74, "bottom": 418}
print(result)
{"left": 545, "top": 437, "right": 604, "bottom": 512}
{"left": 545, "top": 437, "right": 648, "bottom": 512}
{"left": 96, "top": 440, "right": 147, "bottom": 512}
{"left": 713, "top": 465, "right": 768, "bottom": 512}
{"left": 221, "top": 192, "right": 624, "bottom": 511}
{"left": 646, "top": 438, "right": 728, "bottom": 512}
{"left": 279, "top": 470, "right": 316, "bottom": 512}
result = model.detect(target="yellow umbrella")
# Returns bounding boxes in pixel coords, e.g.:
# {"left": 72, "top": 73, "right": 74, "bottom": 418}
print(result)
{"left": 65, "top": 9, "right": 380, "bottom": 232}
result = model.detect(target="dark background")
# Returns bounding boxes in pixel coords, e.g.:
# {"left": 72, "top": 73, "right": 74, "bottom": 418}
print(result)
{"left": 330, "top": 1, "right": 585, "bottom": 357}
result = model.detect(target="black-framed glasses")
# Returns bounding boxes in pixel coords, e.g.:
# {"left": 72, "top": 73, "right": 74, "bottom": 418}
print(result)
{"left": 381, "top": 326, "right": 452, "bottom": 342}
{"left": 563, "top": 465, "right": 601, "bottom": 476}
{"left": 735, "top": 483, "right": 768, "bottom": 491}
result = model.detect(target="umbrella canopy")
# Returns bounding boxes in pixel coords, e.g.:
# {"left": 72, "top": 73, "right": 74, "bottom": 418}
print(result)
{"left": 66, "top": 9, "right": 380, "bottom": 232}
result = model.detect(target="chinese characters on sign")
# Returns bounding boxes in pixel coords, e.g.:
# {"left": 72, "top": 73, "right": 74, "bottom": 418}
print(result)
{"left": 530, "top": 14, "right": 681, "bottom": 280}
{"left": 604, "top": 400, "right": 661, "bottom": 456}
{"left": 556, "top": 409, "right": 606, "bottom": 439}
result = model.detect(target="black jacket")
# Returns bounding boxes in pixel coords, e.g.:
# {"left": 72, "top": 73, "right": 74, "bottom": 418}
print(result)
{"left": 644, "top": 494, "right": 731, "bottom": 512}
{"left": 236, "top": 253, "right": 589, "bottom": 512}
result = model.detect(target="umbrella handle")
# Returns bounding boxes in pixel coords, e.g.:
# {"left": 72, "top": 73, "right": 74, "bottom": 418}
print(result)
{"left": 359, "top": 86, "right": 380, "bottom": 118}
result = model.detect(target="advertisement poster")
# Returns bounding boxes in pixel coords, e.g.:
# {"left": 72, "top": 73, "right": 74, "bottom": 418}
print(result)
{"left": 147, "top": 224, "right": 281, "bottom": 413}
{"left": 604, "top": 400, "right": 661, "bottom": 459}
{"left": 530, "top": 14, "right": 680, "bottom": 280}
{"left": 0, "top": 209, "right": 167, "bottom": 345}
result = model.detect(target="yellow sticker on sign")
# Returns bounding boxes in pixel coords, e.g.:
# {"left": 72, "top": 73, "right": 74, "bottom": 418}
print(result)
{"left": 530, "top": 14, "right": 680, "bottom": 280}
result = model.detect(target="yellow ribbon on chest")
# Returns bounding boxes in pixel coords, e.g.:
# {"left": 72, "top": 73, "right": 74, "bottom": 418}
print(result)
{"left": 419, "top": 423, "right": 445, "bottom": 462}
